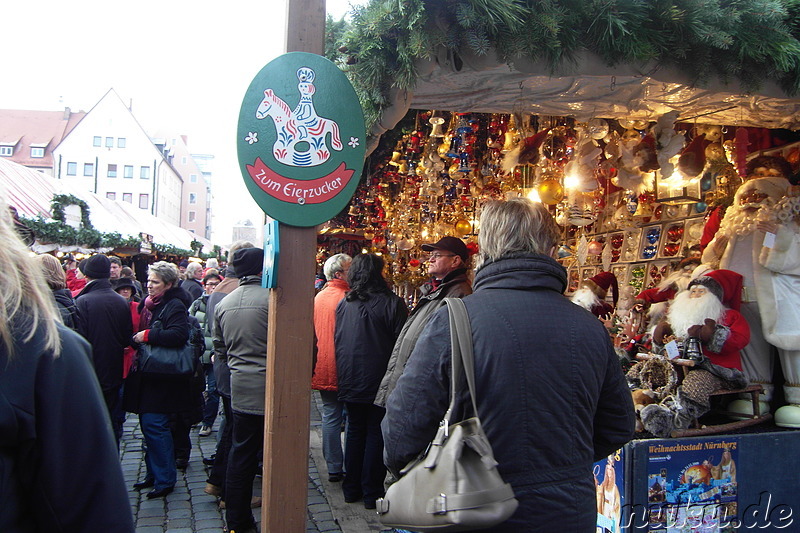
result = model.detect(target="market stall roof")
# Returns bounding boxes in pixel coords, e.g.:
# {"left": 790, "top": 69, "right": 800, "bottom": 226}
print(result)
{"left": 368, "top": 48, "right": 800, "bottom": 147}
{"left": 0, "top": 158, "right": 214, "bottom": 252}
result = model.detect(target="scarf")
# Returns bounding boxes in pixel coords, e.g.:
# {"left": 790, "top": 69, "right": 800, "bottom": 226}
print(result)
{"left": 139, "top": 293, "right": 163, "bottom": 330}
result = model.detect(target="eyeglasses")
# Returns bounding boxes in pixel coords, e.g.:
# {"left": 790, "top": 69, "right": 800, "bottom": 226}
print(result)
{"left": 428, "top": 253, "right": 456, "bottom": 260}
{"left": 205, "top": 282, "right": 220, "bottom": 287}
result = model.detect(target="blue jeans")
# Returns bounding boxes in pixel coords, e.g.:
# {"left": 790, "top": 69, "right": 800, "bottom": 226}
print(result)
{"left": 140, "top": 412, "right": 177, "bottom": 491}
{"left": 319, "top": 390, "right": 345, "bottom": 475}
{"left": 202, "top": 363, "right": 220, "bottom": 427}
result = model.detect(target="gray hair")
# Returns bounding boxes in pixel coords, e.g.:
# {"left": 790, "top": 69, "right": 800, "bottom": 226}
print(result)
{"left": 476, "top": 198, "right": 560, "bottom": 270}
{"left": 323, "top": 253, "right": 352, "bottom": 280}
{"left": 0, "top": 199, "right": 61, "bottom": 357}
{"left": 149, "top": 261, "right": 180, "bottom": 287}
{"left": 185, "top": 262, "right": 203, "bottom": 277}
{"left": 205, "top": 257, "right": 219, "bottom": 269}
{"left": 229, "top": 240, "right": 255, "bottom": 257}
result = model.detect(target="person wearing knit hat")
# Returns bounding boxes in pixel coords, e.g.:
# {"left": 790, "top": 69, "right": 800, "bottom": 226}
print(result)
{"left": 642, "top": 269, "right": 751, "bottom": 437}
{"left": 571, "top": 271, "right": 618, "bottom": 319}
{"left": 701, "top": 162, "right": 800, "bottom": 426}
{"left": 81, "top": 254, "right": 111, "bottom": 280}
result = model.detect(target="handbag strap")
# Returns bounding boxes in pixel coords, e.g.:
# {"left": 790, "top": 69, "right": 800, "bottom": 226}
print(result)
{"left": 443, "top": 297, "right": 480, "bottom": 425}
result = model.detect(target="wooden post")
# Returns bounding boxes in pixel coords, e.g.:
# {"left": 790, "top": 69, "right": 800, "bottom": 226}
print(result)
{"left": 261, "top": 0, "right": 325, "bottom": 531}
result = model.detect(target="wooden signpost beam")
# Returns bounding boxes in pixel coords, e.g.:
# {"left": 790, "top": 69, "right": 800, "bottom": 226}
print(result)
{"left": 262, "top": 0, "right": 325, "bottom": 531}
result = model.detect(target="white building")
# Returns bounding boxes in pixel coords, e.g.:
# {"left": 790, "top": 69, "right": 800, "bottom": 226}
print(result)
{"left": 53, "top": 89, "right": 184, "bottom": 226}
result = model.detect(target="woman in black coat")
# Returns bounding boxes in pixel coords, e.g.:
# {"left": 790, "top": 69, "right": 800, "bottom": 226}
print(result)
{"left": 124, "top": 261, "right": 195, "bottom": 499}
{"left": 1, "top": 203, "right": 134, "bottom": 532}
{"left": 334, "top": 253, "right": 407, "bottom": 509}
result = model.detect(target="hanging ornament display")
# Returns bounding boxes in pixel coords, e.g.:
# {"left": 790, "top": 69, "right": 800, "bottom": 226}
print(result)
{"left": 454, "top": 218, "right": 472, "bottom": 236}
{"left": 538, "top": 179, "right": 564, "bottom": 205}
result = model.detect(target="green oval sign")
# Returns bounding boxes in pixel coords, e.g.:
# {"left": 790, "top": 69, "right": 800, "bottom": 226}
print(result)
{"left": 237, "top": 52, "right": 366, "bottom": 227}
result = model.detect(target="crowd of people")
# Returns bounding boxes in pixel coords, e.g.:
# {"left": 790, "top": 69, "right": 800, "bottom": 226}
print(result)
{"left": 2, "top": 186, "right": 644, "bottom": 533}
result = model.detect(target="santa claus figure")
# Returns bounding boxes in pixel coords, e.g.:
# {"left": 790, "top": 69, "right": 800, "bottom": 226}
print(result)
{"left": 636, "top": 257, "right": 701, "bottom": 305}
{"left": 702, "top": 162, "right": 800, "bottom": 427}
{"left": 640, "top": 270, "right": 750, "bottom": 437}
{"left": 571, "top": 271, "right": 618, "bottom": 319}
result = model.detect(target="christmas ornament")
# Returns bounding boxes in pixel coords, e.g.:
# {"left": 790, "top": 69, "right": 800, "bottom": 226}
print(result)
{"left": 588, "top": 240, "right": 604, "bottom": 255}
{"left": 454, "top": 218, "right": 472, "bottom": 236}
{"left": 538, "top": 180, "right": 564, "bottom": 205}
{"left": 678, "top": 133, "right": 708, "bottom": 178}
{"left": 407, "top": 258, "right": 421, "bottom": 271}
{"left": 587, "top": 118, "right": 610, "bottom": 140}
{"left": 602, "top": 241, "right": 613, "bottom": 271}
{"left": 576, "top": 234, "right": 589, "bottom": 266}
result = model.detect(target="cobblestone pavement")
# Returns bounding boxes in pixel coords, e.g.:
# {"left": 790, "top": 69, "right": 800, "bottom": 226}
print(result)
{"left": 121, "top": 392, "right": 344, "bottom": 533}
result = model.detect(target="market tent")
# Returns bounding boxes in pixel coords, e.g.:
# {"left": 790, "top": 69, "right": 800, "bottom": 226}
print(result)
{"left": 0, "top": 158, "right": 213, "bottom": 252}
{"left": 370, "top": 48, "right": 800, "bottom": 146}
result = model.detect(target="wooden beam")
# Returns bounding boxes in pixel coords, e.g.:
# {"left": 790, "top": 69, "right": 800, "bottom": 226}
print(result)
{"left": 261, "top": 0, "right": 325, "bottom": 531}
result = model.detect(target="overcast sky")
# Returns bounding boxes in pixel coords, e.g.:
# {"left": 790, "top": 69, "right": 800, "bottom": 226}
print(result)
{"left": 1, "top": 0, "right": 359, "bottom": 244}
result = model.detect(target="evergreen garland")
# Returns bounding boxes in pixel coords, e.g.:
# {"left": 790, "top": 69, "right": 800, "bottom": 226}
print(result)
{"left": 332, "top": 0, "right": 800, "bottom": 136}
{"left": 51, "top": 194, "right": 93, "bottom": 229}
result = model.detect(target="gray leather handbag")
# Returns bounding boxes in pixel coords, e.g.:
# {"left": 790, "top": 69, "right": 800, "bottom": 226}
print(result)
{"left": 377, "top": 298, "right": 518, "bottom": 531}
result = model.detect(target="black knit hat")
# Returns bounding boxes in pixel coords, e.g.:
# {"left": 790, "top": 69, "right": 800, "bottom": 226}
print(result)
{"left": 231, "top": 247, "right": 264, "bottom": 277}
{"left": 81, "top": 254, "right": 111, "bottom": 279}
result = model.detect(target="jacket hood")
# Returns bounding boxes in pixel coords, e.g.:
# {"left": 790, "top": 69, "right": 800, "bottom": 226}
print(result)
{"left": 473, "top": 253, "right": 567, "bottom": 294}
{"left": 238, "top": 275, "right": 263, "bottom": 286}
{"left": 164, "top": 285, "right": 193, "bottom": 307}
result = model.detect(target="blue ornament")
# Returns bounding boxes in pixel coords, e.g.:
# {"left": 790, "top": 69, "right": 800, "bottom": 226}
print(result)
{"left": 646, "top": 228, "right": 661, "bottom": 244}
{"left": 700, "top": 174, "right": 713, "bottom": 192}
{"left": 626, "top": 194, "right": 638, "bottom": 215}
{"left": 695, "top": 202, "right": 708, "bottom": 213}
{"left": 642, "top": 245, "right": 657, "bottom": 259}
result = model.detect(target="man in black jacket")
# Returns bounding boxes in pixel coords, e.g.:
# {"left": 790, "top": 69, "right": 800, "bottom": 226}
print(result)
{"left": 375, "top": 235, "right": 472, "bottom": 407}
{"left": 75, "top": 253, "right": 134, "bottom": 444}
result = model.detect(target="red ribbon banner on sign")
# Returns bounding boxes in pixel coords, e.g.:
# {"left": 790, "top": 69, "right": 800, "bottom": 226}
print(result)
{"left": 245, "top": 157, "right": 355, "bottom": 205}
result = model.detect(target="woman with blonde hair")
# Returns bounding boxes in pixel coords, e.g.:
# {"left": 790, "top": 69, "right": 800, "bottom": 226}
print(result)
{"left": 0, "top": 202, "right": 134, "bottom": 532}
{"left": 34, "top": 253, "right": 82, "bottom": 331}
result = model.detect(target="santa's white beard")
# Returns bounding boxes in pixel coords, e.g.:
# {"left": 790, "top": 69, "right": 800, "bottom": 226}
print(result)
{"left": 667, "top": 291, "right": 725, "bottom": 338}
{"left": 571, "top": 287, "right": 601, "bottom": 311}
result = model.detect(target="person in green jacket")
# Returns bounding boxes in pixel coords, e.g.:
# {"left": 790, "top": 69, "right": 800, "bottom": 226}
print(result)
{"left": 189, "top": 272, "right": 222, "bottom": 436}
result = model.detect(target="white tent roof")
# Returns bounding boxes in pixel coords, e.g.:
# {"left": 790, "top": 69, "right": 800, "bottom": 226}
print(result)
{"left": 0, "top": 158, "right": 214, "bottom": 253}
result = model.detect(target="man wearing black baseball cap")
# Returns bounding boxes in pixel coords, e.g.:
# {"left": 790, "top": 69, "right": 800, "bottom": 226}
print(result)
{"left": 375, "top": 235, "right": 472, "bottom": 407}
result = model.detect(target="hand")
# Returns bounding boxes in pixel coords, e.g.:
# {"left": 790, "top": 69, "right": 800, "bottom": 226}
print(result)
{"left": 687, "top": 319, "right": 716, "bottom": 342}
{"left": 757, "top": 220, "right": 779, "bottom": 234}
{"left": 133, "top": 331, "right": 146, "bottom": 344}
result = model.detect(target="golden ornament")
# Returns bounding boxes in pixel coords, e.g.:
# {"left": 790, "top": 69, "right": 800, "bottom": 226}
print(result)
{"left": 537, "top": 180, "right": 564, "bottom": 205}
{"left": 454, "top": 218, "right": 472, "bottom": 236}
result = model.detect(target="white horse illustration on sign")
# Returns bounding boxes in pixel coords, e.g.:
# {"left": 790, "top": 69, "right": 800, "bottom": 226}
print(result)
{"left": 255, "top": 67, "right": 343, "bottom": 167}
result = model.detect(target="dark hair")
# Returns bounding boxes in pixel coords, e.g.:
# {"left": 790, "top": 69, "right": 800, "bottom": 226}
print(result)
{"left": 203, "top": 272, "right": 222, "bottom": 284}
{"left": 746, "top": 155, "right": 792, "bottom": 180}
{"left": 345, "top": 254, "right": 390, "bottom": 301}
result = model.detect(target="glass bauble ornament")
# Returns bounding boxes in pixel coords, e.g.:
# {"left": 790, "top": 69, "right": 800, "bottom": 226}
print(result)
{"left": 587, "top": 118, "right": 610, "bottom": 140}
{"left": 537, "top": 180, "right": 564, "bottom": 205}
{"left": 363, "top": 228, "right": 375, "bottom": 240}
{"left": 588, "top": 240, "right": 604, "bottom": 255}
{"left": 396, "top": 237, "right": 415, "bottom": 251}
{"left": 407, "top": 259, "right": 421, "bottom": 271}
{"left": 454, "top": 218, "right": 472, "bottom": 236}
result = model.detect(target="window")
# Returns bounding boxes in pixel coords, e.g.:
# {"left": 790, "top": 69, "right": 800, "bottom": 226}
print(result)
{"left": 124, "top": 165, "right": 133, "bottom": 178}
{"left": 140, "top": 166, "right": 151, "bottom": 179}
{"left": 189, "top": 192, "right": 197, "bottom": 204}
{"left": 66, "top": 162, "right": 77, "bottom": 175}
{"left": 182, "top": 156, "right": 187, "bottom": 165}
{"left": 83, "top": 163, "right": 94, "bottom": 176}
{"left": 190, "top": 174, "right": 198, "bottom": 183}
{"left": 106, "top": 192, "right": 116, "bottom": 200}
{"left": 31, "top": 147, "right": 45, "bottom": 158}
{"left": 117, "top": 138, "right": 126, "bottom": 148}
{"left": 123, "top": 193, "right": 132, "bottom": 203}
{"left": 0, "top": 146, "right": 13, "bottom": 156}
{"left": 107, "top": 164, "right": 117, "bottom": 177}
{"left": 93, "top": 136, "right": 102, "bottom": 147}
{"left": 105, "top": 137, "right": 113, "bottom": 148}
{"left": 188, "top": 211, "right": 196, "bottom": 222}
{"left": 139, "top": 193, "right": 149, "bottom": 209}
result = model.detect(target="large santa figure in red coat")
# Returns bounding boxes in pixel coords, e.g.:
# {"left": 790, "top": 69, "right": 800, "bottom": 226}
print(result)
{"left": 702, "top": 163, "right": 800, "bottom": 427}
{"left": 640, "top": 269, "right": 750, "bottom": 437}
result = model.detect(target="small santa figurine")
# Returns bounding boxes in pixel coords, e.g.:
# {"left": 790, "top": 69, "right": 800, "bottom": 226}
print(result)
{"left": 571, "top": 271, "right": 618, "bottom": 319}
{"left": 640, "top": 270, "right": 751, "bottom": 437}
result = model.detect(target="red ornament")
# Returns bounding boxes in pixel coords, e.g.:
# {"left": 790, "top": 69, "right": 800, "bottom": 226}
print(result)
{"left": 465, "top": 242, "right": 479, "bottom": 256}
